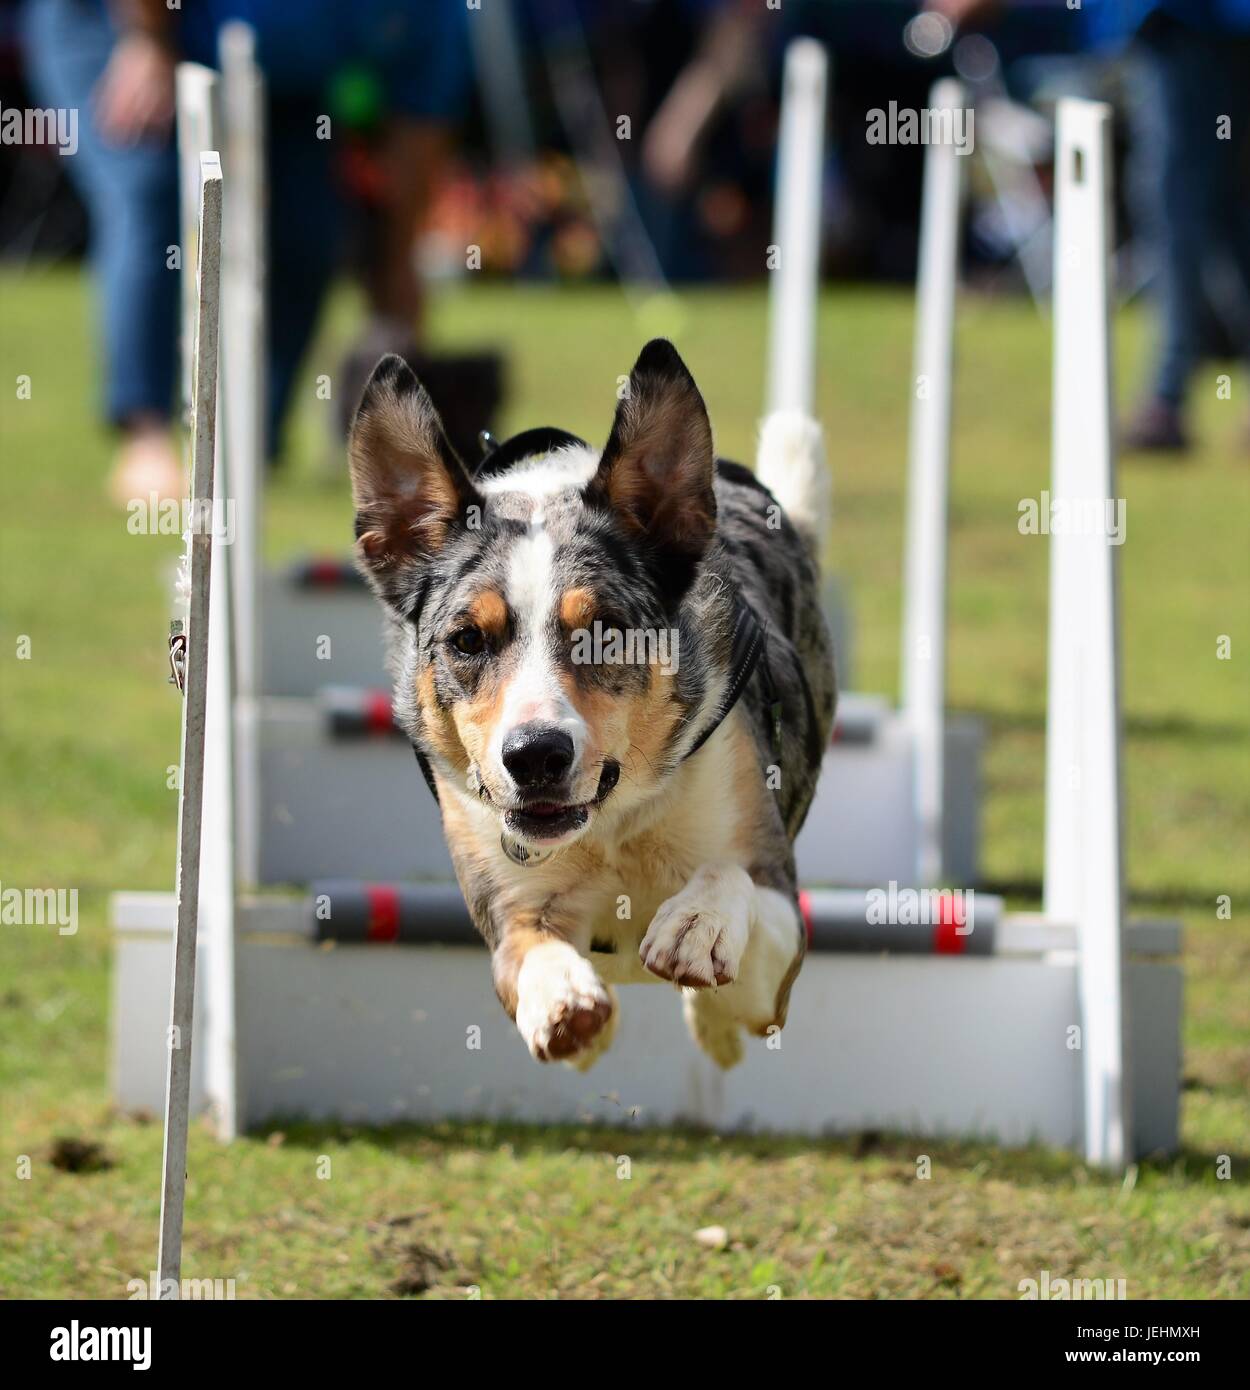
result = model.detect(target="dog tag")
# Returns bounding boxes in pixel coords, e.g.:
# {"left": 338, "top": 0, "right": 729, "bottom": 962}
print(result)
{"left": 500, "top": 834, "right": 552, "bottom": 868}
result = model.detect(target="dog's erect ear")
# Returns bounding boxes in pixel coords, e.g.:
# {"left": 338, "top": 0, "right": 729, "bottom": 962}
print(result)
{"left": 588, "top": 340, "right": 716, "bottom": 574}
{"left": 348, "top": 354, "right": 481, "bottom": 594}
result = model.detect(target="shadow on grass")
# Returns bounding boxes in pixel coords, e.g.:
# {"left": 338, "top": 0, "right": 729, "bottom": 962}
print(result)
{"left": 960, "top": 707, "right": 1250, "bottom": 743}
{"left": 978, "top": 877, "right": 1241, "bottom": 909}
{"left": 252, "top": 1116, "right": 1246, "bottom": 1190}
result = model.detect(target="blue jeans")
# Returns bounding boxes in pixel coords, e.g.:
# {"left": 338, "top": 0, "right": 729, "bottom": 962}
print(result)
{"left": 21, "top": 0, "right": 180, "bottom": 427}
{"left": 1133, "top": 16, "right": 1250, "bottom": 405}
{"left": 20, "top": 0, "right": 346, "bottom": 455}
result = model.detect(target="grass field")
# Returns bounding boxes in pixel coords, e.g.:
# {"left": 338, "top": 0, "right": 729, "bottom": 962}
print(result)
{"left": 1, "top": 267, "right": 1248, "bottom": 1299}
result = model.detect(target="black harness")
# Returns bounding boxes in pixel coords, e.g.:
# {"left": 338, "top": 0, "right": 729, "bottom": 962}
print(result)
{"left": 410, "top": 430, "right": 781, "bottom": 806}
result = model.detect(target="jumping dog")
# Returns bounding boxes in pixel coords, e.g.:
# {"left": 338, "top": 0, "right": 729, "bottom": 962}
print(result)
{"left": 348, "top": 340, "right": 835, "bottom": 1069}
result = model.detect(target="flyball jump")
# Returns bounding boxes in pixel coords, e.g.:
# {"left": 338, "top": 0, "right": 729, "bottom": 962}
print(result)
{"left": 123, "top": 36, "right": 1177, "bottom": 1171}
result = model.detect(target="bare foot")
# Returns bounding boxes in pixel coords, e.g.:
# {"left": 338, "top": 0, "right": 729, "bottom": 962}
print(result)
{"left": 109, "top": 419, "right": 183, "bottom": 508}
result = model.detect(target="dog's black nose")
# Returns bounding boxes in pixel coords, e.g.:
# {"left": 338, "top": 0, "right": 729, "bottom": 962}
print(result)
{"left": 502, "top": 725, "right": 575, "bottom": 789}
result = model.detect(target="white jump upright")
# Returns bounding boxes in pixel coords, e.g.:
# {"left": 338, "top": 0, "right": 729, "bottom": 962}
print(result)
{"left": 218, "top": 23, "right": 267, "bottom": 889}
{"left": 174, "top": 65, "right": 239, "bottom": 1140}
{"left": 900, "top": 79, "right": 966, "bottom": 887}
{"left": 780, "top": 66, "right": 980, "bottom": 888}
{"left": 175, "top": 67, "right": 219, "bottom": 416}
{"left": 157, "top": 152, "right": 223, "bottom": 1294}
{"left": 766, "top": 39, "right": 827, "bottom": 415}
{"left": 1045, "top": 99, "right": 1129, "bottom": 1169}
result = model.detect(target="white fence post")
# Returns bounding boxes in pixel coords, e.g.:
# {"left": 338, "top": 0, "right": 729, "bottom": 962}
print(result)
{"left": 157, "top": 153, "right": 223, "bottom": 1294}
{"left": 766, "top": 39, "right": 827, "bottom": 416}
{"left": 1045, "top": 98, "right": 1130, "bottom": 1168}
{"left": 899, "top": 78, "right": 966, "bottom": 887}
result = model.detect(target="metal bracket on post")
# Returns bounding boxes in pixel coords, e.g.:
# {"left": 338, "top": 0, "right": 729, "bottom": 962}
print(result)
{"left": 1045, "top": 99, "right": 1130, "bottom": 1169}
{"left": 157, "top": 152, "right": 223, "bottom": 1295}
{"left": 899, "top": 78, "right": 966, "bottom": 887}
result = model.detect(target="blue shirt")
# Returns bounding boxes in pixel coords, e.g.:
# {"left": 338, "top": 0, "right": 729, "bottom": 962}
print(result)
{"left": 1084, "top": 0, "right": 1250, "bottom": 45}
{"left": 177, "top": 0, "right": 472, "bottom": 118}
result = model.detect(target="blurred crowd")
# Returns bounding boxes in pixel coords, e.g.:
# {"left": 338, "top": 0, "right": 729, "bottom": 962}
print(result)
{"left": 0, "top": 0, "right": 1247, "bottom": 499}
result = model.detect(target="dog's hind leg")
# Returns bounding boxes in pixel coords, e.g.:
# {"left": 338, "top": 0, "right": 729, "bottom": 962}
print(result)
{"left": 682, "top": 990, "right": 744, "bottom": 1069}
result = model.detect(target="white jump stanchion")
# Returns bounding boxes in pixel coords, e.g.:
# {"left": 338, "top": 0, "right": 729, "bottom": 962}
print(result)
{"left": 766, "top": 39, "right": 827, "bottom": 415}
{"left": 175, "top": 66, "right": 239, "bottom": 1141}
{"left": 900, "top": 79, "right": 966, "bottom": 886}
{"left": 764, "top": 52, "right": 982, "bottom": 888}
{"left": 1045, "top": 100, "right": 1129, "bottom": 1169}
{"left": 219, "top": 23, "right": 266, "bottom": 889}
{"left": 157, "top": 153, "right": 223, "bottom": 1296}
{"left": 175, "top": 67, "right": 219, "bottom": 416}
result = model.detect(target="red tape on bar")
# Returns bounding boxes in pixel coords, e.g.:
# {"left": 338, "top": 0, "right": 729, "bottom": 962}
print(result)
{"left": 797, "top": 889, "right": 814, "bottom": 946}
{"left": 305, "top": 558, "right": 349, "bottom": 587}
{"left": 364, "top": 690, "right": 394, "bottom": 735}
{"left": 365, "top": 884, "right": 400, "bottom": 943}
{"left": 932, "top": 891, "right": 968, "bottom": 954}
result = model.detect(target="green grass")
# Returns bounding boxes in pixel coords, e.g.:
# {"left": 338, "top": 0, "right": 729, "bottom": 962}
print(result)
{"left": 1, "top": 268, "right": 1248, "bottom": 1298}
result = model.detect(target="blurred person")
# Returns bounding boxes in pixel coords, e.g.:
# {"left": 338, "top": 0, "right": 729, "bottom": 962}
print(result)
{"left": 928, "top": 0, "right": 1250, "bottom": 453}
{"left": 639, "top": 0, "right": 763, "bottom": 198}
{"left": 519, "top": 0, "right": 775, "bottom": 282}
{"left": 20, "top": 0, "right": 180, "bottom": 503}
{"left": 1101, "top": 0, "right": 1250, "bottom": 453}
{"left": 19, "top": 0, "right": 472, "bottom": 503}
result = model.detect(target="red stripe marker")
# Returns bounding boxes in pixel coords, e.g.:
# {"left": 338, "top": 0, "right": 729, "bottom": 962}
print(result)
{"left": 797, "top": 889, "right": 814, "bottom": 945}
{"left": 364, "top": 690, "right": 394, "bottom": 735}
{"left": 365, "top": 884, "right": 400, "bottom": 943}
{"left": 932, "top": 891, "right": 968, "bottom": 954}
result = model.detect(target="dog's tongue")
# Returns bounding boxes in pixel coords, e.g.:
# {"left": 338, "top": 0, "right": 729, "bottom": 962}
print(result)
{"left": 526, "top": 802, "right": 564, "bottom": 817}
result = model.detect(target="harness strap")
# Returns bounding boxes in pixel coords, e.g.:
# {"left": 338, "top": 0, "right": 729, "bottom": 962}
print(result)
{"left": 681, "top": 596, "right": 774, "bottom": 762}
{"left": 413, "top": 743, "right": 440, "bottom": 805}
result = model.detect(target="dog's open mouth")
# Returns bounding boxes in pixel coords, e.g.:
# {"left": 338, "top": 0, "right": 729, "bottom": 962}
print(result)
{"left": 503, "top": 801, "right": 590, "bottom": 843}
{"left": 493, "top": 760, "right": 620, "bottom": 848}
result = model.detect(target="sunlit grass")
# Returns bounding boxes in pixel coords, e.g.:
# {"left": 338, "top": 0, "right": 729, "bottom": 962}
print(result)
{"left": 1, "top": 267, "right": 1247, "bottom": 1298}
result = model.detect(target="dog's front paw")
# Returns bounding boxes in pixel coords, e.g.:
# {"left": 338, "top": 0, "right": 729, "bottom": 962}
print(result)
{"left": 516, "top": 941, "right": 615, "bottom": 1063}
{"left": 640, "top": 865, "right": 751, "bottom": 988}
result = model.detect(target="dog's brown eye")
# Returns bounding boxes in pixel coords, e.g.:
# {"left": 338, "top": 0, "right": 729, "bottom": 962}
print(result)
{"left": 449, "top": 626, "right": 485, "bottom": 656}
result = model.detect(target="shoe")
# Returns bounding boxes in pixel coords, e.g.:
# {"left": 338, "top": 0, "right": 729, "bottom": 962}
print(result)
{"left": 1122, "top": 398, "right": 1189, "bottom": 454}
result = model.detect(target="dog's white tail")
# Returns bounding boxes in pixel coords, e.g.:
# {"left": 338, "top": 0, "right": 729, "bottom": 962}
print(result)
{"left": 756, "top": 410, "right": 830, "bottom": 563}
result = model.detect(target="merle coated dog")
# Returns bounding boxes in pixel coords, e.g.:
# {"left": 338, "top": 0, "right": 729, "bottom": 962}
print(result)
{"left": 348, "top": 340, "right": 834, "bottom": 1069}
